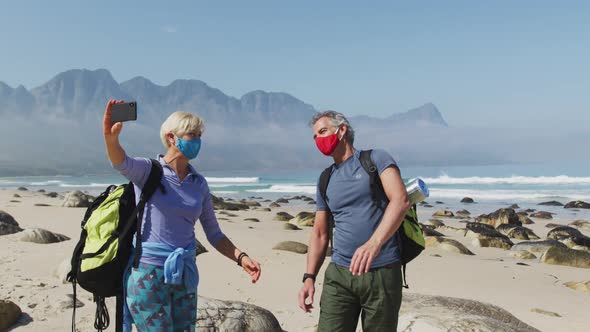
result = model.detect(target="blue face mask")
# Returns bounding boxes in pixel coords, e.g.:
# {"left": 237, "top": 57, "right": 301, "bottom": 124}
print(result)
{"left": 175, "top": 137, "right": 201, "bottom": 160}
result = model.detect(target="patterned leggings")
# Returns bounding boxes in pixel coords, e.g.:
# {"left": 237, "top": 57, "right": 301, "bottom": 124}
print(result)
{"left": 126, "top": 263, "right": 197, "bottom": 332}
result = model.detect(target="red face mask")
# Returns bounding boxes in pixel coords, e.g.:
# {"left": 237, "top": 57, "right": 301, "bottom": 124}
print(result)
{"left": 315, "top": 128, "right": 341, "bottom": 156}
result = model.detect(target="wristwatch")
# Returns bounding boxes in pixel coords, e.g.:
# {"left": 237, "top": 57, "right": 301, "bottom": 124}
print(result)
{"left": 302, "top": 273, "right": 316, "bottom": 283}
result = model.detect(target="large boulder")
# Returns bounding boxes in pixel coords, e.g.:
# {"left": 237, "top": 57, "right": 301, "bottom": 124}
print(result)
{"left": 511, "top": 240, "right": 567, "bottom": 256}
{"left": 422, "top": 228, "right": 445, "bottom": 237}
{"left": 239, "top": 200, "right": 261, "bottom": 207}
{"left": 211, "top": 195, "right": 250, "bottom": 211}
{"left": 197, "top": 296, "right": 281, "bottom": 332}
{"left": 272, "top": 241, "right": 308, "bottom": 254}
{"left": 18, "top": 228, "right": 70, "bottom": 244}
{"left": 283, "top": 223, "right": 301, "bottom": 231}
{"left": 0, "top": 210, "right": 23, "bottom": 236}
{"left": 293, "top": 212, "right": 315, "bottom": 227}
{"left": 509, "top": 250, "right": 537, "bottom": 260}
{"left": 507, "top": 227, "right": 539, "bottom": 240}
{"left": 61, "top": 190, "right": 94, "bottom": 208}
{"left": 456, "top": 209, "right": 471, "bottom": 216}
{"left": 301, "top": 196, "right": 314, "bottom": 202}
{"left": 545, "top": 223, "right": 563, "bottom": 229}
{"left": 563, "top": 281, "right": 590, "bottom": 293}
{"left": 561, "top": 237, "right": 590, "bottom": 251}
{"left": 428, "top": 219, "right": 445, "bottom": 227}
{"left": 564, "top": 200, "right": 590, "bottom": 209}
{"left": 569, "top": 220, "right": 590, "bottom": 232}
{"left": 471, "top": 235, "right": 514, "bottom": 250}
{"left": 540, "top": 246, "right": 590, "bottom": 268}
{"left": 496, "top": 224, "right": 539, "bottom": 240}
{"left": 464, "top": 223, "right": 513, "bottom": 249}
{"left": 424, "top": 236, "right": 474, "bottom": 255}
{"left": 460, "top": 197, "right": 475, "bottom": 203}
{"left": 273, "top": 212, "right": 294, "bottom": 222}
{"left": 435, "top": 225, "right": 467, "bottom": 236}
{"left": 547, "top": 226, "right": 583, "bottom": 241}
{"left": 465, "top": 222, "right": 495, "bottom": 234}
{"left": 432, "top": 210, "right": 454, "bottom": 218}
{"left": 517, "top": 214, "right": 534, "bottom": 225}
{"left": 0, "top": 300, "right": 22, "bottom": 331}
{"left": 538, "top": 200, "right": 564, "bottom": 206}
{"left": 399, "top": 293, "right": 541, "bottom": 332}
{"left": 530, "top": 211, "right": 553, "bottom": 219}
{"left": 477, "top": 208, "right": 521, "bottom": 228}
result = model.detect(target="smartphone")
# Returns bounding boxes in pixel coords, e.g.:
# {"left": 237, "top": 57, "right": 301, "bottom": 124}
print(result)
{"left": 110, "top": 101, "right": 137, "bottom": 124}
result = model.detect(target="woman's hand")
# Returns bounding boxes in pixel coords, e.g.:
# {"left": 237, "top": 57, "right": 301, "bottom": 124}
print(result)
{"left": 241, "top": 256, "right": 261, "bottom": 283}
{"left": 103, "top": 99, "right": 127, "bottom": 166}
{"left": 103, "top": 99, "right": 125, "bottom": 139}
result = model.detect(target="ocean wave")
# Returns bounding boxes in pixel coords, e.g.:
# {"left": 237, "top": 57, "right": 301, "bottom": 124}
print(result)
{"left": 211, "top": 191, "right": 240, "bottom": 195}
{"left": 0, "top": 180, "right": 27, "bottom": 185}
{"left": 429, "top": 188, "right": 590, "bottom": 201}
{"left": 208, "top": 184, "right": 267, "bottom": 188}
{"left": 58, "top": 183, "right": 118, "bottom": 188}
{"left": 205, "top": 177, "right": 260, "bottom": 183}
{"left": 247, "top": 184, "right": 316, "bottom": 194}
{"left": 421, "top": 175, "right": 590, "bottom": 185}
{"left": 29, "top": 180, "right": 66, "bottom": 186}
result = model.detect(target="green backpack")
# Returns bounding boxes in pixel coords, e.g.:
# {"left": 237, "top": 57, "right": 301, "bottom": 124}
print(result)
{"left": 67, "top": 159, "right": 164, "bottom": 332}
{"left": 318, "top": 149, "right": 425, "bottom": 288}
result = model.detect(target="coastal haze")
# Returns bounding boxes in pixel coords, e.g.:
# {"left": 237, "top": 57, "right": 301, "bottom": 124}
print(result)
{"left": 2, "top": 2, "right": 590, "bottom": 332}
{"left": 2, "top": 68, "right": 587, "bottom": 176}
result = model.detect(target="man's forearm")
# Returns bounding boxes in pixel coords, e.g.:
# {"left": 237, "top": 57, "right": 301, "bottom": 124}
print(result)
{"left": 371, "top": 199, "right": 410, "bottom": 246}
{"left": 306, "top": 231, "right": 329, "bottom": 275}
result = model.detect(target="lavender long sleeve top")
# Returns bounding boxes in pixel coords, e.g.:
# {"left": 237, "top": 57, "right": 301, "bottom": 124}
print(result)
{"left": 113, "top": 154, "right": 226, "bottom": 266}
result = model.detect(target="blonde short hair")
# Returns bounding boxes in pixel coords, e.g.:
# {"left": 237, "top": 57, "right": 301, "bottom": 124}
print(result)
{"left": 160, "top": 112, "right": 204, "bottom": 148}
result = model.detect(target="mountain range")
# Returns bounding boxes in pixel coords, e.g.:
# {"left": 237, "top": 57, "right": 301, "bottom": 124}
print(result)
{"left": 0, "top": 69, "right": 448, "bottom": 128}
{"left": 6, "top": 68, "right": 569, "bottom": 176}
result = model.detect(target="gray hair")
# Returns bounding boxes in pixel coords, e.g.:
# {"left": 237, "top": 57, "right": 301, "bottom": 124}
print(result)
{"left": 310, "top": 111, "right": 355, "bottom": 144}
{"left": 160, "top": 111, "right": 204, "bottom": 148}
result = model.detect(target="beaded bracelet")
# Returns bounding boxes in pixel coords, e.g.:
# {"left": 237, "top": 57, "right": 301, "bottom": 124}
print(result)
{"left": 237, "top": 252, "right": 249, "bottom": 267}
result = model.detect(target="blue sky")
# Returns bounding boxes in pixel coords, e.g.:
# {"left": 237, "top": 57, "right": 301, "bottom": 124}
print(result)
{"left": 1, "top": 0, "right": 589, "bottom": 129}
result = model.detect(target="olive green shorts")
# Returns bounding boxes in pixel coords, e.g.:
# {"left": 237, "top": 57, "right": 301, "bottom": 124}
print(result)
{"left": 318, "top": 262, "right": 403, "bottom": 332}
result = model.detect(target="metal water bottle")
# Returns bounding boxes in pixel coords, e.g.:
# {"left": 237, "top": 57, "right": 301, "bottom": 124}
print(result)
{"left": 405, "top": 178, "right": 429, "bottom": 205}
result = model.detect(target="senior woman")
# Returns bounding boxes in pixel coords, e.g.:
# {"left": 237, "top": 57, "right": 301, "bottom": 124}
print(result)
{"left": 102, "top": 99, "right": 261, "bottom": 331}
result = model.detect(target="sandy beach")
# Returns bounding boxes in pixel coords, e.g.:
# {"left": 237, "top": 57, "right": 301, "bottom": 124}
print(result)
{"left": 1, "top": 188, "right": 589, "bottom": 332}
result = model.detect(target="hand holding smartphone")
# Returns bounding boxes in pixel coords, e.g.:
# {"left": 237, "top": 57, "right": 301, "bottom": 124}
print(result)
{"left": 110, "top": 101, "right": 137, "bottom": 124}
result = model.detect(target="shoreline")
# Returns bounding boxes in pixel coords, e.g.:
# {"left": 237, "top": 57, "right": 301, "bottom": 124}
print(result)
{"left": 1, "top": 189, "right": 589, "bottom": 331}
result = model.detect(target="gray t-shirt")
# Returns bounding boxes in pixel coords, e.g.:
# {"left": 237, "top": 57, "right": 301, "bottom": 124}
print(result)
{"left": 316, "top": 149, "right": 401, "bottom": 269}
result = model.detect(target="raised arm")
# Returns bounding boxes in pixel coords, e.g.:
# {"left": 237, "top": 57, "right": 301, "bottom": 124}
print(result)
{"left": 103, "top": 99, "right": 126, "bottom": 166}
{"left": 103, "top": 99, "right": 151, "bottom": 187}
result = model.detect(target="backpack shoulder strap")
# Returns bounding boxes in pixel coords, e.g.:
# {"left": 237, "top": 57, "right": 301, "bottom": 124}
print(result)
{"left": 318, "top": 164, "right": 334, "bottom": 209}
{"left": 318, "top": 164, "right": 335, "bottom": 253}
{"left": 142, "top": 159, "right": 164, "bottom": 199}
{"left": 133, "top": 159, "right": 165, "bottom": 268}
{"left": 359, "top": 150, "right": 387, "bottom": 204}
